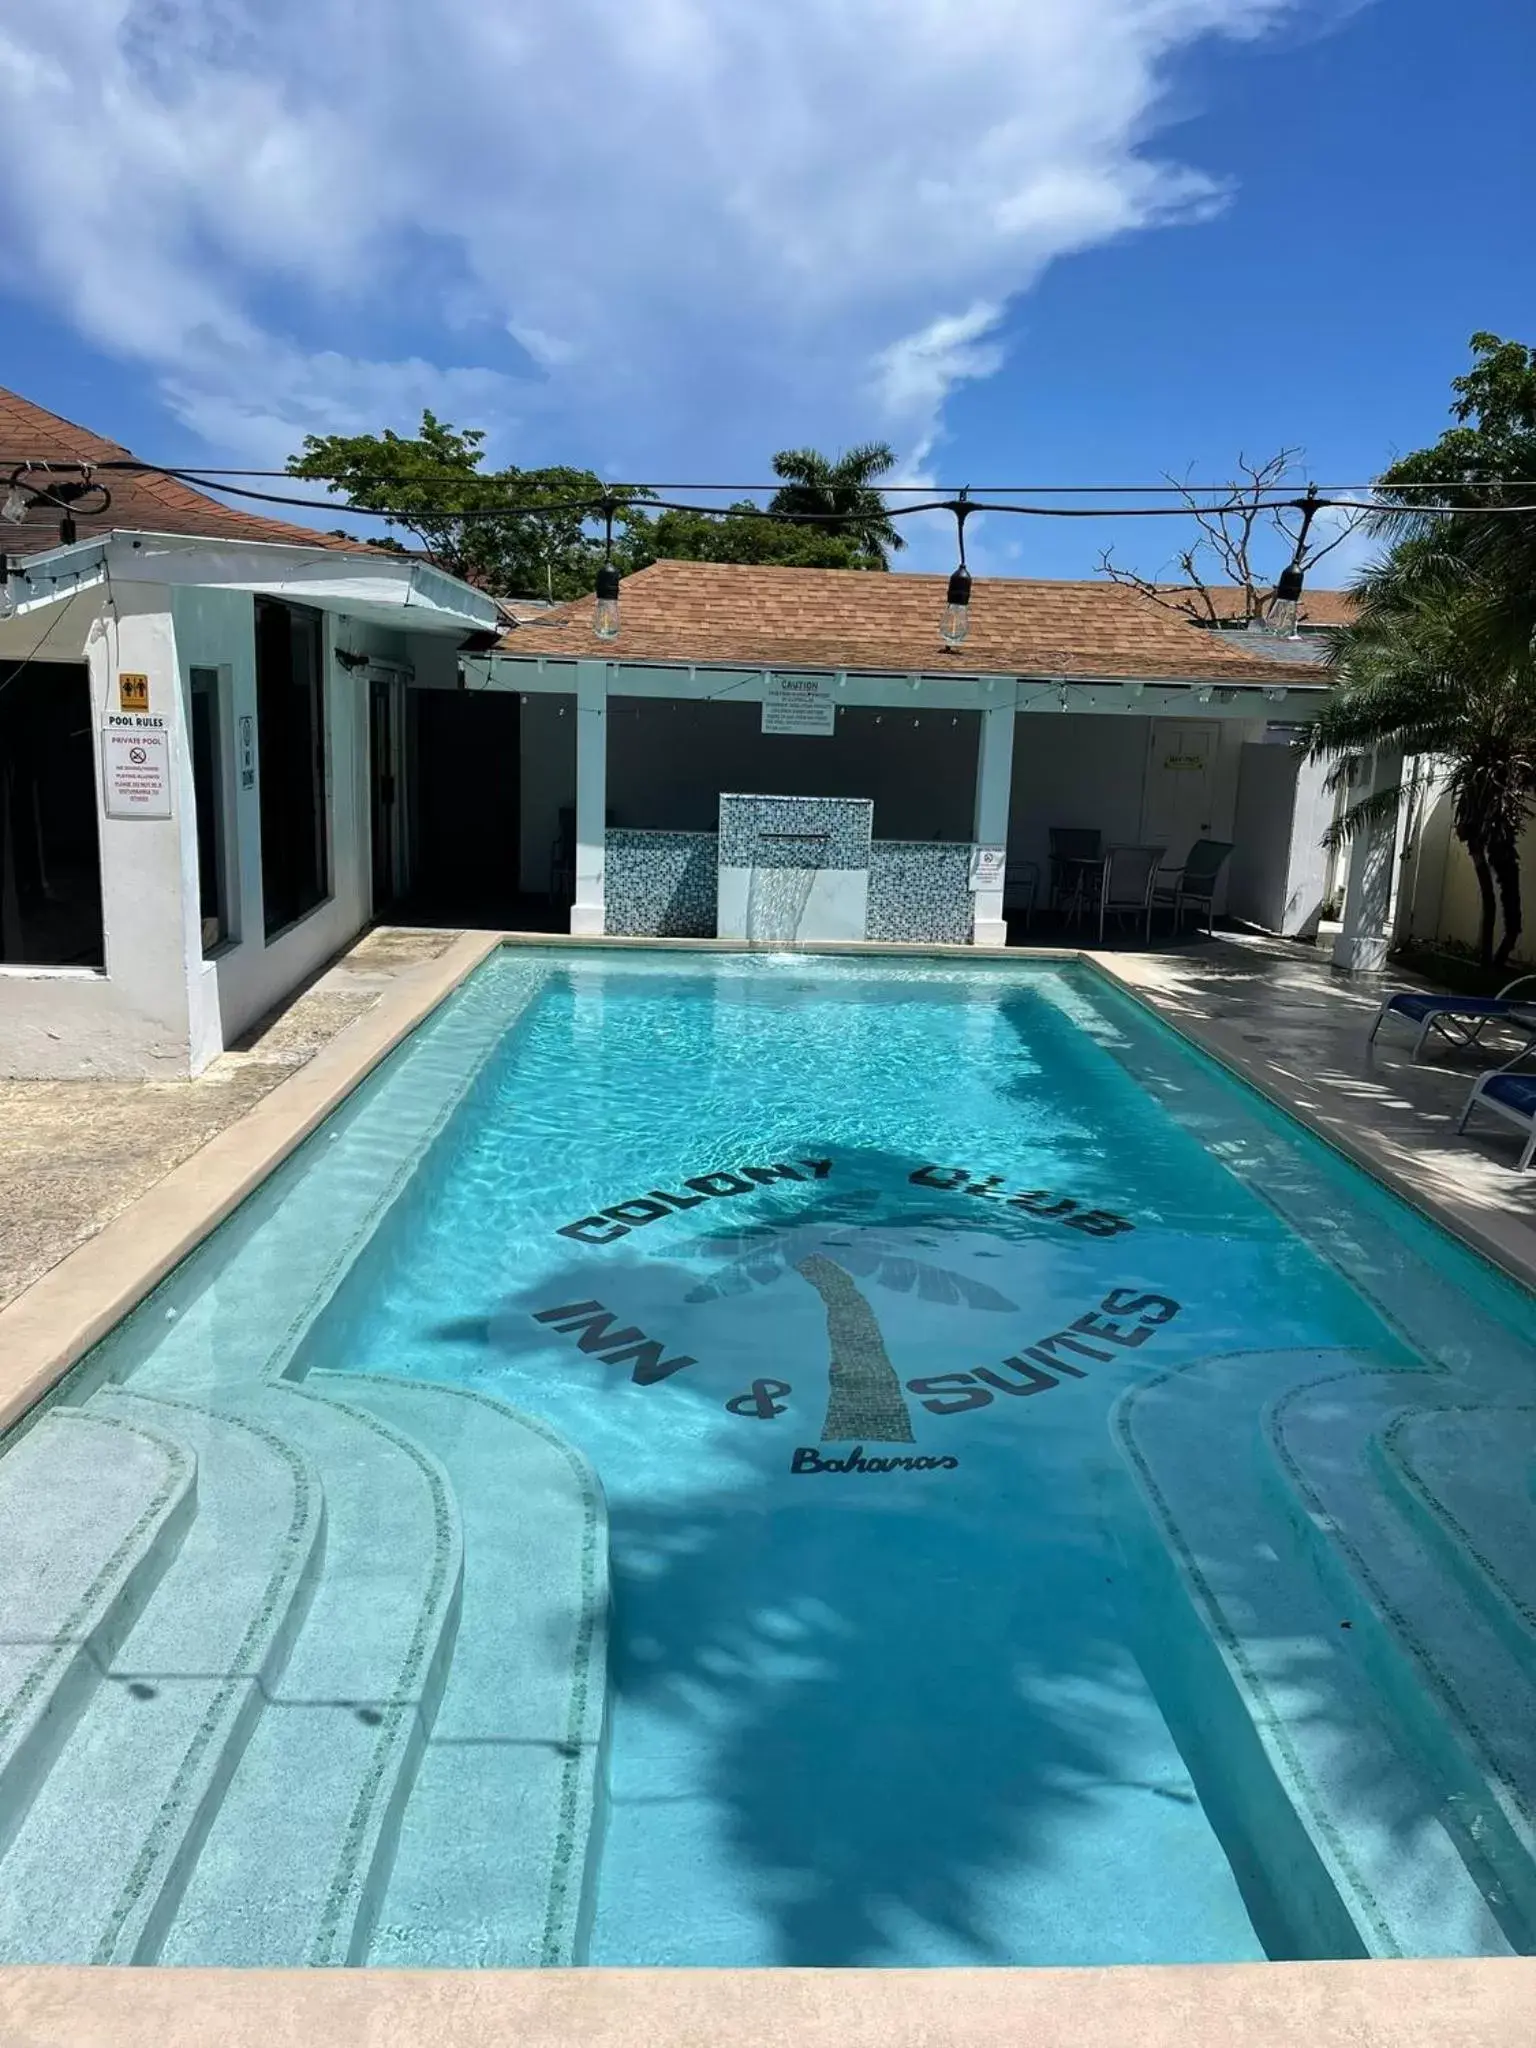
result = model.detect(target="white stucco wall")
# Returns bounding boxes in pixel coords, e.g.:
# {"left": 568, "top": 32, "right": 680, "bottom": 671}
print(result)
{"left": 0, "top": 577, "right": 418, "bottom": 1078}
{"left": 181, "top": 589, "right": 384, "bottom": 1052}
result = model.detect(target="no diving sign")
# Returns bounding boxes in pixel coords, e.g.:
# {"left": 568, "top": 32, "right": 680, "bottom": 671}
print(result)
{"left": 102, "top": 715, "right": 172, "bottom": 820}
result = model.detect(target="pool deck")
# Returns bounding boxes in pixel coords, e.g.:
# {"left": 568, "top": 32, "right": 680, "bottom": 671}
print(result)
{"left": 2, "top": 923, "right": 1536, "bottom": 2042}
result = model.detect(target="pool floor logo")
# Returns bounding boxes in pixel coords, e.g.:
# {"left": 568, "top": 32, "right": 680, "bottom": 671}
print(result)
{"left": 532, "top": 1159, "right": 1184, "bottom": 1471}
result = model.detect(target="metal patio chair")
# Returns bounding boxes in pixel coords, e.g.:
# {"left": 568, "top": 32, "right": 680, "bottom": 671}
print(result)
{"left": 1154, "top": 838, "right": 1234, "bottom": 938}
{"left": 1047, "top": 827, "right": 1101, "bottom": 917}
{"left": 1088, "top": 844, "right": 1167, "bottom": 945}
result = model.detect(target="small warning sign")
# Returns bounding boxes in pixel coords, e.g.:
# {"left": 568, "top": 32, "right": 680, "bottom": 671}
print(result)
{"left": 102, "top": 717, "right": 171, "bottom": 820}
{"left": 118, "top": 672, "right": 150, "bottom": 713}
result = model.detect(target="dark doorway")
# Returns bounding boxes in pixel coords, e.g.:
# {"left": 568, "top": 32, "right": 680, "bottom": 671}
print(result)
{"left": 0, "top": 660, "right": 104, "bottom": 967}
{"left": 189, "top": 666, "right": 231, "bottom": 953}
{"left": 403, "top": 687, "right": 528, "bottom": 925}
{"left": 370, "top": 675, "right": 402, "bottom": 915}
{"left": 255, "top": 598, "right": 328, "bottom": 939}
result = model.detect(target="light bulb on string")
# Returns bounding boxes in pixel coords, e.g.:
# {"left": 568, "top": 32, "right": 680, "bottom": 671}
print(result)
{"left": 593, "top": 497, "right": 620, "bottom": 640}
{"left": 2, "top": 478, "right": 28, "bottom": 525}
{"left": 939, "top": 494, "right": 973, "bottom": 649}
{"left": 1262, "top": 485, "right": 1320, "bottom": 639}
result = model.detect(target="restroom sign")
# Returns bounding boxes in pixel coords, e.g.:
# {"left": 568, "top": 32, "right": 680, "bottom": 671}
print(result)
{"left": 117, "top": 671, "right": 150, "bottom": 712}
{"left": 102, "top": 714, "right": 172, "bottom": 819}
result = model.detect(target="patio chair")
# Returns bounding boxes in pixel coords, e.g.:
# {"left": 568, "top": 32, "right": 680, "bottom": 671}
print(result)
{"left": 1087, "top": 844, "right": 1167, "bottom": 945}
{"left": 1457, "top": 1042, "right": 1536, "bottom": 1169}
{"left": 1047, "top": 827, "right": 1101, "bottom": 916}
{"left": 1367, "top": 974, "right": 1536, "bottom": 1063}
{"left": 1004, "top": 860, "right": 1040, "bottom": 931}
{"left": 1154, "top": 838, "right": 1233, "bottom": 938}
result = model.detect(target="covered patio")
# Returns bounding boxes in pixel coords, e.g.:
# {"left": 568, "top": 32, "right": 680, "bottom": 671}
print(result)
{"left": 479, "top": 561, "right": 1356, "bottom": 955}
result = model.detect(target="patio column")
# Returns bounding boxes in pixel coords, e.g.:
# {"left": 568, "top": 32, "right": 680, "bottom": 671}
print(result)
{"left": 971, "top": 699, "right": 1016, "bottom": 947}
{"left": 571, "top": 659, "right": 607, "bottom": 936}
{"left": 1332, "top": 744, "right": 1404, "bottom": 973}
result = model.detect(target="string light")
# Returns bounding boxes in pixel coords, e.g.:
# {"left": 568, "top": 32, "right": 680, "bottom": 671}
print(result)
{"left": 593, "top": 498, "right": 620, "bottom": 641}
{"left": 939, "top": 494, "right": 973, "bottom": 649}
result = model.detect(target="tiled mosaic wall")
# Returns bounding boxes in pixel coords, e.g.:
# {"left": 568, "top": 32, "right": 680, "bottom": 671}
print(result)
{"left": 604, "top": 830, "right": 719, "bottom": 937}
{"left": 717, "top": 794, "right": 874, "bottom": 870}
{"left": 866, "top": 841, "right": 975, "bottom": 943}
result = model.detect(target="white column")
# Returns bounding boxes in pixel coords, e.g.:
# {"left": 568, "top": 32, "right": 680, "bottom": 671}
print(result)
{"left": 1332, "top": 744, "right": 1403, "bottom": 973}
{"left": 570, "top": 659, "right": 608, "bottom": 936}
{"left": 971, "top": 699, "right": 1016, "bottom": 947}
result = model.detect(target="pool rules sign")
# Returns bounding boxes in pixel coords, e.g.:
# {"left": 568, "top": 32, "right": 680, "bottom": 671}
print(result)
{"left": 102, "top": 711, "right": 172, "bottom": 819}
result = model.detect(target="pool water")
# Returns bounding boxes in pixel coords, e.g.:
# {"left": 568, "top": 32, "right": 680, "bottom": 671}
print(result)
{"left": 5, "top": 949, "right": 1536, "bottom": 1969}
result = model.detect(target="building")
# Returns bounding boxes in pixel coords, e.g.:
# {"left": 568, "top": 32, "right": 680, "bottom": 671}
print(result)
{"left": 3, "top": 384, "right": 1378, "bottom": 1083}
{"left": 482, "top": 560, "right": 1346, "bottom": 952}
{"left": 0, "top": 388, "right": 496, "bottom": 1078}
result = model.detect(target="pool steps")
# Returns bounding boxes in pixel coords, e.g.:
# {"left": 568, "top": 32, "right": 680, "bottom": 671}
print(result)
{"left": 1114, "top": 1348, "right": 1518, "bottom": 1961}
{"left": 0, "top": 1412, "right": 194, "bottom": 1863}
{"left": 0, "top": 1393, "right": 323, "bottom": 1963}
{"left": 1271, "top": 1382, "right": 1536, "bottom": 1950}
{"left": 155, "top": 1386, "right": 464, "bottom": 1966}
{"left": 316, "top": 1374, "right": 608, "bottom": 1968}
{"left": 1375, "top": 1409, "right": 1536, "bottom": 1681}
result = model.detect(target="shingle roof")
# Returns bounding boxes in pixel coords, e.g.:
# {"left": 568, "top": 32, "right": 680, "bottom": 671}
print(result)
{"left": 497, "top": 559, "right": 1351, "bottom": 683}
{"left": 0, "top": 386, "right": 372, "bottom": 559}
{"left": 1180, "top": 582, "right": 1356, "bottom": 628}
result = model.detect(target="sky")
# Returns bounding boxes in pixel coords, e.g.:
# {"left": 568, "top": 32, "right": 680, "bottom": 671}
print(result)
{"left": 0, "top": 0, "right": 1531, "bottom": 585}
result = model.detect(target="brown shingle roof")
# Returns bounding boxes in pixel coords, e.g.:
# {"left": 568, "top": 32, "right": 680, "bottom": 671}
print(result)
{"left": 1177, "top": 582, "right": 1356, "bottom": 629}
{"left": 0, "top": 386, "right": 372, "bottom": 559}
{"left": 497, "top": 560, "right": 1349, "bottom": 683}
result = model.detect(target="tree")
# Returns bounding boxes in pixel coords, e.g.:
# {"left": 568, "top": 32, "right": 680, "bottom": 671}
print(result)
{"left": 1309, "top": 541, "right": 1536, "bottom": 968}
{"left": 286, "top": 412, "right": 647, "bottom": 601}
{"left": 1311, "top": 335, "right": 1536, "bottom": 970}
{"left": 1098, "top": 450, "right": 1359, "bottom": 623}
{"left": 1368, "top": 332, "right": 1536, "bottom": 663}
{"left": 684, "top": 1197, "right": 1017, "bottom": 1444}
{"left": 628, "top": 502, "right": 877, "bottom": 572}
{"left": 766, "top": 443, "right": 904, "bottom": 569}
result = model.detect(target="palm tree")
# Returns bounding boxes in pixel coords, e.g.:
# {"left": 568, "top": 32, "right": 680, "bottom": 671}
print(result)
{"left": 1310, "top": 543, "right": 1536, "bottom": 967}
{"left": 684, "top": 1198, "right": 1017, "bottom": 1443}
{"left": 767, "top": 445, "right": 904, "bottom": 569}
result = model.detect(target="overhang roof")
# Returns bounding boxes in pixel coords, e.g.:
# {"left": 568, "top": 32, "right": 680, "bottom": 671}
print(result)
{"left": 495, "top": 560, "right": 1350, "bottom": 683}
{"left": 0, "top": 385, "right": 371, "bottom": 559}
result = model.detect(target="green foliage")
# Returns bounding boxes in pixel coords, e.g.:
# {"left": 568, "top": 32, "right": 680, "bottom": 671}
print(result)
{"left": 1368, "top": 332, "right": 1536, "bottom": 660}
{"left": 288, "top": 418, "right": 901, "bottom": 590}
{"left": 625, "top": 503, "right": 877, "bottom": 571}
{"left": 287, "top": 412, "right": 648, "bottom": 601}
{"left": 766, "top": 443, "right": 904, "bottom": 568}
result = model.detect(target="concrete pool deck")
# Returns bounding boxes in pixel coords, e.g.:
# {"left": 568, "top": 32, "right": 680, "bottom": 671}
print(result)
{"left": 2, "top": 925, "right": 1536, "bottom": 2040}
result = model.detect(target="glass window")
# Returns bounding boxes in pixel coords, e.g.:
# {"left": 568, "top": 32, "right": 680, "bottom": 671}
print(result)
{"left": 255, "top": 599, "right": 328, "bottom": 938}
{"left": 0, "top": 659, "right": 104, "bottom": 967}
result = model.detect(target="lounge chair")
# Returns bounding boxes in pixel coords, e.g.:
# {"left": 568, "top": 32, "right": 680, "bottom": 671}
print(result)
{"left": 1153, "top": 838, "right": 1234, "bottom": 938}
{"left": 1367, "top": 975, "right": 1536, "bottom": 1062}
{"left": 1457, "top": 1045, "right": 1536, "bottom": 1169}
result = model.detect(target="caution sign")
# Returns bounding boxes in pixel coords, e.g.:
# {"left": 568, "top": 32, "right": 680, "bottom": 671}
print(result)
{"left": 102, "top": 714, "right": 172, "bottom": 819}
{"left": 118, "top": 672, "right": 150, "bottom": 713}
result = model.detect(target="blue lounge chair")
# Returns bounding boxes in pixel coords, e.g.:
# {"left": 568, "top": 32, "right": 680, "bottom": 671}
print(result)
{"left": 1367, "top": 975, "right": 1536, "bottom": 1062}
{"left": 1458, "top": 1048, "right": 1536, "bottom": 1170}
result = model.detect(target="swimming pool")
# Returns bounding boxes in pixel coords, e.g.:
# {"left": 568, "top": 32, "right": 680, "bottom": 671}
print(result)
{"left": 2, "top": 948, "right": 1534, "bottom": 1969}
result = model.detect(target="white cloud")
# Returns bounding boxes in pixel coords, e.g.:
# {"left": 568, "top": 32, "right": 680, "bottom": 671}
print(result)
{"left": 0, "top": 0, "right": 1316, "bottom": 474}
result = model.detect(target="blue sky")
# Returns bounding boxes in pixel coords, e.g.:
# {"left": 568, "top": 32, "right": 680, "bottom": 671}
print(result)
{"left": 0, "top": 0, "right": 1530, "bottom": 584}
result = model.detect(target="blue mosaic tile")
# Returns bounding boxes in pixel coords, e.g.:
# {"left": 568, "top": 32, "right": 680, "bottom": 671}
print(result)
{"left": 604, "top": 831, "right": 718, "bottom": 937}
{"left": 717, "top": 795, "right": 873, "bottom": 871}
{"left": 866, "top": 841, "right": 974, "bottom": 943}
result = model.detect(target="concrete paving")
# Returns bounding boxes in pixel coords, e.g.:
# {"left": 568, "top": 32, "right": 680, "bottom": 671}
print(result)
{"left": 1107, "top": 933, "right": 1536, "bottom": 1274}
{"left": 0, "top": 927, "right": 460, "bottom": 1310}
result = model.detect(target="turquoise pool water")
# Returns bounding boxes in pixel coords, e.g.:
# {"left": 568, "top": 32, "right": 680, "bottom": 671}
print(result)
{"left": 4, "top": 948, "right": 1536, "bottom": 1969}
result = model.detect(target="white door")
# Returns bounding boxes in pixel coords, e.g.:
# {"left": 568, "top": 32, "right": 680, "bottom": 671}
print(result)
{"left": 1140, "top": 720, "right": 1219, "bottom": 867}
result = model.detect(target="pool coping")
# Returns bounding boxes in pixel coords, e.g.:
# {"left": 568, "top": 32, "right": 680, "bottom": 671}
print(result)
{"left": 2, "top": 928, "right": 1536, "bottom": 2040}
